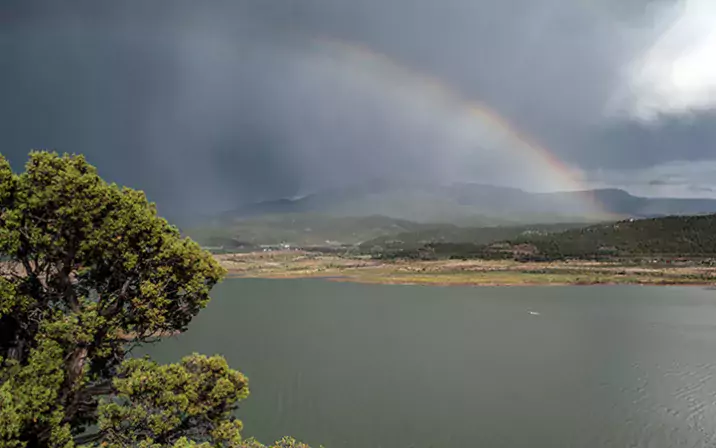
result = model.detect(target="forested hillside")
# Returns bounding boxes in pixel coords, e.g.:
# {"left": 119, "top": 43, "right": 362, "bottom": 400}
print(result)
{"left": 378, "top": 214, "right": 716, "bottom": 261}
{"left": 359, "top": 222, "right": 592, "bottom": 253}
{"left": 512, "top": 214, "right": 716, "bottom": 260}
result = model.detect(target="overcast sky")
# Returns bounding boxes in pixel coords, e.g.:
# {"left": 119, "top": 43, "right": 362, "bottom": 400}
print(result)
{"left": 1, "top": 0, "right": 714, "bottom": 217}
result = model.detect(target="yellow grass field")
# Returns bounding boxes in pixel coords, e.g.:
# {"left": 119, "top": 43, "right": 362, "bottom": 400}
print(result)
{"left": 215, "top": 251, "right": 716, "bottom": 286}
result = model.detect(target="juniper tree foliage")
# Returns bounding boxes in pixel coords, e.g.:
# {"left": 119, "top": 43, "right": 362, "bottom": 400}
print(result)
{"left": 0, "top": 152, "right": 311, "bottom": 448}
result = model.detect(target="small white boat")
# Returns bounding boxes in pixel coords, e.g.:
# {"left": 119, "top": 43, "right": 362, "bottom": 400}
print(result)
{"left": 528, "top": 311, "right": 540, "bottom": 316}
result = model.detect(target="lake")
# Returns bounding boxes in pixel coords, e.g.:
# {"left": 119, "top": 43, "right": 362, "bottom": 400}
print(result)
{"left": 147, "top": 279, "right": 716, "bottom": 447}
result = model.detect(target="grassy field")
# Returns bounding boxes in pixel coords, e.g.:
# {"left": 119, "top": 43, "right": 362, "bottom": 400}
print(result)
{"left": 215, "top": 252, "right": 716, "bottom": 286}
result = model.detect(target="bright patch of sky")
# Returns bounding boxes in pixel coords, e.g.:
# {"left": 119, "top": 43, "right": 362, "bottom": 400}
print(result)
{"left": 621, "top": 0, "right": 716, "bottom": 120}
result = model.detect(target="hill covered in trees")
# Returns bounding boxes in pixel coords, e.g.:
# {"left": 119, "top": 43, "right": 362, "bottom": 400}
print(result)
{"left": 512, "top": 214, "right": 716, "bottom": 260}
{"left": 375, "top": 214, "right": 716, "bottom": 261}
{"left": 359, "top": 222, "right": 593, "bottom": 254}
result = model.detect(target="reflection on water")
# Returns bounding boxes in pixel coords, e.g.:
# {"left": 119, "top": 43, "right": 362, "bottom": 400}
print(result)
{"left": 146, "top": 280, "right": 716, "bottom": 448}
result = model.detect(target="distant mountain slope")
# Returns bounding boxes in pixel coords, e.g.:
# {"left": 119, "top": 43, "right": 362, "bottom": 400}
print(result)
{"left": 226, "top": 183, "right": 519, "bottom": 225}
{"left": 540, "top": 188, "right": 716, "bottom": 217}
{"left": 225, "top": 182, "right": 716, "bottom": 224}
{"left": 193, "top": 182, "right": 716, "bottom": 248}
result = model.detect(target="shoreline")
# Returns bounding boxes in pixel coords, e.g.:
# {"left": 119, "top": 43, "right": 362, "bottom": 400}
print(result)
{"left": 215, "top": 251, "right": 716, "bottom": 287}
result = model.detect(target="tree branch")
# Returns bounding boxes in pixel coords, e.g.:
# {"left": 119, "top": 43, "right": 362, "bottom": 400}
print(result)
{"left": 73, "top": 431, "right": 103, "bottom": 445}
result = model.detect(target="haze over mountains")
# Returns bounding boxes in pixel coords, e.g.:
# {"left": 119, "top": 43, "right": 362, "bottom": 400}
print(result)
{"left": 181, "top": 182, "right": 716, "bottom": 248}
{"left": 224, "top": 182, "right": 716, "bottom": 224}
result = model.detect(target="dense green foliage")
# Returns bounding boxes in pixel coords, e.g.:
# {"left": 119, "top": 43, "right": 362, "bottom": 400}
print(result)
{"left": 508, "top": 215, "right": 716, "bottom": 260}
{"left": 378, "top": 214, "right": 716, "bottom": 261}
{"left": 0, "top": 152, "right": 311, "bottom": 447}
{"left": 360, "top": 222, "right": 593, "bottom": 255}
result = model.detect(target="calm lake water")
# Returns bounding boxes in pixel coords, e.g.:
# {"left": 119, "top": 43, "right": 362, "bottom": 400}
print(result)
{"left": 147, "top": 279, "right": 716, "bottom": 447}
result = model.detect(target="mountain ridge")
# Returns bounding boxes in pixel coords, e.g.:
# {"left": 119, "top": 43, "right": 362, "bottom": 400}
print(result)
{"left": 222, "top": 182, "right": 716, "bottom": 223}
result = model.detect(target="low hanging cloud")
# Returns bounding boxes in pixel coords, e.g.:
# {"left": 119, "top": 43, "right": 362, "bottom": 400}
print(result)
{"left": 617, "top": 0, "right": 716, "bottom": 120}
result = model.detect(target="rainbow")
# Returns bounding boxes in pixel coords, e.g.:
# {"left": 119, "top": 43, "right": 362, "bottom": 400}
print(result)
{"left": 307, "top": 37, "right": 612, "bottom": 218}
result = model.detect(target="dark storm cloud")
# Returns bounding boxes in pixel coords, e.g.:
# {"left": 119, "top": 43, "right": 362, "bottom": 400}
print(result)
{"left": 1, "top": 0, "right": 715, "bottom": 218}
{"left": 578, "top": 111, "right": 716, "bottom": 169}
{"left": 585, "top": 159, "right": 716, "bottom": 198}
